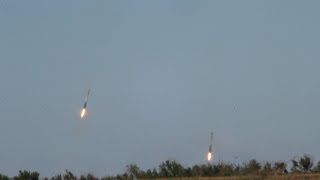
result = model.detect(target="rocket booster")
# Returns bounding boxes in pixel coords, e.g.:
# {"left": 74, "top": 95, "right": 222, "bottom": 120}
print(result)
{"left": 83, "top": 89, "right": 90, "bottom": 109}
{"left": 81, "top": 89, "right": 90, "bottom": 119}
{"left": 207, "top": 132, "right": 213, "bottom": 161}
{"left": 209, "top": 132, "right": 213, "bottom": 153}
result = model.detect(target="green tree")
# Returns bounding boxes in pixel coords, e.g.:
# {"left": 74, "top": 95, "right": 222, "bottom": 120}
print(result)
{"left": 292, "top": 154, "right": 314, "bottom": 173}
{"left": 273, "top": 161, "right": 287, "bottom": 174}
{"left": 101, "top": 176, "right": 116, "bottom": 180}
{"left": 259, "top": 162, "right": 273, "bottom": 177}
{"left": 158, "top": 160, "right": 185, "bottom": 177}
{"left": 216, "top": 161, "right": 235, "bottom": 176}
{"left": 0, "top": 174, "right": 9, "bottom": 180}
{"left": 13, "top": 170, "right": 39, "bottom": 180}
{"left": 115, "top": 174, "right": 125, "bottom": 180}
{"left": 300, "top": 154, "right": 314, "bottom": 172}
{"left": 79, "top": 174, "right": 98, "bottom": 180}
{"left": 199, "top": 164, "right": 219, "bottom": 177}
{"left": 144, "top": 169, "right": 153, "bottom": 179}
{"left": 63, "top": 170, "right": 77, "bottom": 180}
{"left": 51, "top": 174, "right": 62, "bottom": 180}
{"left": 184, "top": 167, "right": 192, "bottom": 177}
{"left": 312, "top": 161, "right": 320, "bottom": 173}
{"left": 242, "top": 159, "right": 261, "bottom": 175}
{"left": 126, "top": 163, "right": 141, "bottom": 179}
{"left": 151, "top": 168, "right": 158, "bottom": 178}
{"left": 191, "top": 165, "right": 202, "bottom": 177}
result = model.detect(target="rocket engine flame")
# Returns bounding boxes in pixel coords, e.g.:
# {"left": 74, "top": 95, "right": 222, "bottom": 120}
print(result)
{"left": 81, "top": 108, "right": 86, "bottom": 118}
{"left": 207, "top": 152, "right": 212, "bottom": 161}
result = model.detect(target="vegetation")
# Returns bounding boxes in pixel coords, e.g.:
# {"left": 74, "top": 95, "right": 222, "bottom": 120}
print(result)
{"left": 0, "top": 154, "right": 320, "bottom": 179}
{"left": 291, "top": 154, "right": 314, "bottom": 173}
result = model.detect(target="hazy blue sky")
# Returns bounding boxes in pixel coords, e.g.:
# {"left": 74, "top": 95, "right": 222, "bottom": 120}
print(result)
{"left": 1, "top": 0, "right": 320, "bottom": 177}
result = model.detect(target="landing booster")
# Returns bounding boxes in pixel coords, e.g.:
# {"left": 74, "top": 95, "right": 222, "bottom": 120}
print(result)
{"left": 81, "top": 89, "right": 90, "bottom": 118}
{"left": 207, "top": 132, "right": 213, "bottom": 161}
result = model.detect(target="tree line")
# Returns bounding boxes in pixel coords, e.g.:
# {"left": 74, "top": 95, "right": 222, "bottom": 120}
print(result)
{"left": 1, "top": 154, "right": 320, "bottom": 180}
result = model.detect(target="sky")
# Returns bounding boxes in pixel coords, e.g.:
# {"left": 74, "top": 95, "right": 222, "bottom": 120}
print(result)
{"left": 0, "top": 0, "right": 320, "bottom": 178}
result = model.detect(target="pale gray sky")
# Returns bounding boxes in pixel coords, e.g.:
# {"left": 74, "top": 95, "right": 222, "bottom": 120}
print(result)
{"left": 0, "top": 0, "right": 319, "bottom": 177}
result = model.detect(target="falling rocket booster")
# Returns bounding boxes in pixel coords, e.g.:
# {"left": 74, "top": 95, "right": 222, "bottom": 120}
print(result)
{"left": 209, "top": 132, "right": 213, "bottom": 153}
{"left": 207, "top": 132, "right": 213, "bottom": 161}
{"left": 81, "top": 89, "right": 90, "bottom": 118}
{"left": 83, "top": 89, "right": 90, "bottom": 109}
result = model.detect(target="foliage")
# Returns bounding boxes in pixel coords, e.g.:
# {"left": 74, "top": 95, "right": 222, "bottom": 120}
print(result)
{"left": 79, "top": 173, "right": 99, "bottom": 180}
{"left": 261, "top": 162, "right": 272, "bottom": 177}
{"left": 0, "top": 174, "right": 10, "bottom": 180}
{"left": 215, "top": 161, "right": 237, "bottom": 176}
{"left": 2, "top": 154, "right": 320, "bottom": 179}
{"left": 13, "top": 170, "right": 39, "bottom": 180}
{"left": 126, "top": 163, "right": 141, "bottom": 179}
{"left": 158, "top": 160, "right": 185, "bottom": 177}
{"left": 50, "top": 174, "right": 62, "bottom": 180}
{"left": 62, "top": 170, "right": 77, "bottom": 180}
{"left": 241, "top": 159, "right": 261, "bottom": 175}
{"left": 291, "top": 154, "right": 314, "bottom": 173}
{"left": 273, "top": 161, "right": 288, "bottom": 175}
{"left": 312, "top": 161, "right": 320, "bottom": 173}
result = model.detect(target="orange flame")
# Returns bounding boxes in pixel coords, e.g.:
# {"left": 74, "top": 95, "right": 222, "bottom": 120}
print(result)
{"left": 81, "top": 108, "right": 86, "bottom": 118}
{"left": 207, "top": 152, "right": 212, "bottom": 161}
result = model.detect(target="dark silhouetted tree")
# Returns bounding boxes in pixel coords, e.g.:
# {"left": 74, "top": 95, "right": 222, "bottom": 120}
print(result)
{"left": 101, "top": 176, "right": 116, "bottom": 180}
{"left": 242, "top": 159, "right": 261, "bottom": 175}
{"left": 159, "top": 160, "right": 185, "bottom": 177}
{"left": 312, "top": 161, "right": 320, "bottom": 173}
{"left": 216, "top": 161, "right": 235, "bottom": 176}
{"left": 292, "top": 154, "right": 314, "bottom": 173}
{"left": 0, "top": 174, "right": 9, "bottom": 180}
{"left": 63, "top": 170, "right": 77, "bottom": 180}
{"left": 260, "top": 162, "right": 272, "bottom": 177}
{"left": 51, "top": 174, "right": 62, "bottom": 180}
{"left": 191, "top": 165, "right": 202, "bottom": 177}
{"left": 126, "top": 163, "right": 141, "bottom": 179}
{"left": 273, "top": 161, "right": 287, "bottom": 175}
{"left": 13, "top": 170, "right": 39, "bottom": 180}
{"left": 151, "top": 168, "right": 158, "bottom": 177}
{"left": 79, "top": 174, "right": 98, "bottom": 180}
{"left": 184, "top": 167, "right": 192, "bottom": 177}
